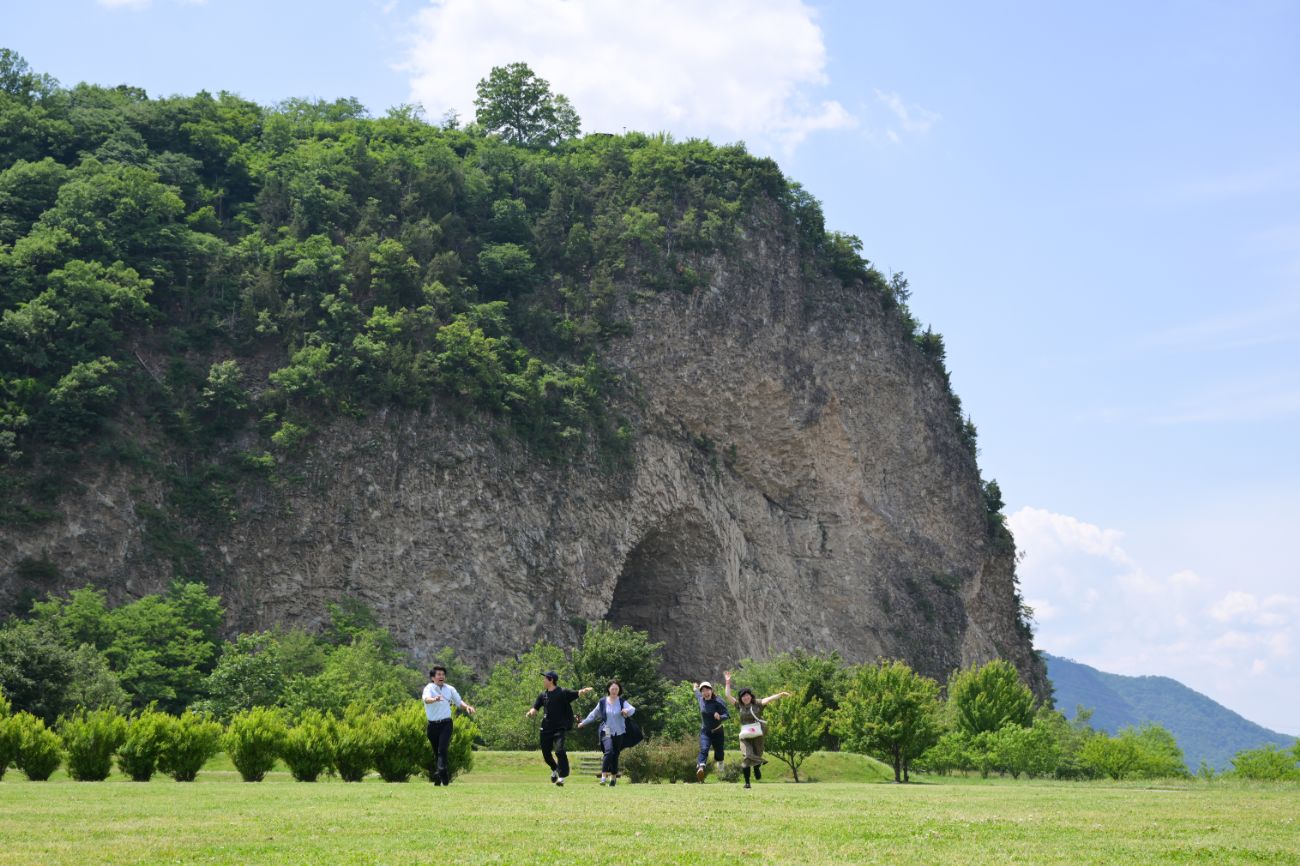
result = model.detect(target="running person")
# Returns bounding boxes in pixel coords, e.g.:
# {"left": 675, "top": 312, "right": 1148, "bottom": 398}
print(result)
{"left": 422, "top": 665, "right": 476, "bottom": 786}
{"left": 723, "top": 670, "right": 790, "bottom": 789}
{"left": 526, "top": 671, "right": 592, "bottom": 786}
{"left": 577, "top": 679, "right": 636, "bottom": 786}
{"left": 693, "top": 680, "right": 730, "bottom": 781}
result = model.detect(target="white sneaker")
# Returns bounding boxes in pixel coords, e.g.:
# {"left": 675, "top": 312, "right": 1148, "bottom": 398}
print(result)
{"left": 556, "top": 777, "right": 566, "bottom": 787}
{"left": 598, "top": 777, "right": 607, "bottom": 785}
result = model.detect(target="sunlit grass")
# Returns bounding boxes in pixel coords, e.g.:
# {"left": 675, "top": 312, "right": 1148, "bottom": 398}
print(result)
{"left": 1, "top": 752, "right": 1296, "bottom": 865}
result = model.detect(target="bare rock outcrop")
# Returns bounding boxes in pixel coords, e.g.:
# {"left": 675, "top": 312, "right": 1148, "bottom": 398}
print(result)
{"left": 0, "top": 233, "right": 1048, "bottom": 697}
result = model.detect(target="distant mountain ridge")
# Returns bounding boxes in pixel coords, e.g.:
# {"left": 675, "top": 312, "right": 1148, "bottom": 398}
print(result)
{"left": 1043, "top": 653, "right": 1296, "bottom": 771}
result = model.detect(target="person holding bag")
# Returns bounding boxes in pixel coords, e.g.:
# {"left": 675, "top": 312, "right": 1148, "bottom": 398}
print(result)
{"left": 724, "top": 670, "right": 791, "bottom": 789}
{"left": 576, "top": 679, "right": 641, "bottom": 786}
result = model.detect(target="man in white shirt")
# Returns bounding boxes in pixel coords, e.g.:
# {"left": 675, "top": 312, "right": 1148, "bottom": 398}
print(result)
{"left": 423, "top": 665, "right": 475, "bottom": 786}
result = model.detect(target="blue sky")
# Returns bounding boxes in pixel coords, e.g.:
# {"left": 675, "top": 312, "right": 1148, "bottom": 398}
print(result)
{"left": 6, "top": 0, "right": 1298, "bottom": 733}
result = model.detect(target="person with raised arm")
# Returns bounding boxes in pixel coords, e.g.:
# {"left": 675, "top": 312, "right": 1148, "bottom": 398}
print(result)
{"left": 525, "top": 671, "right": 592, "bottom": 786}
{"left": 724, "top": 670, "right": 791, "bottom": 789}
{"left": 576, "top": 679, "right": 639, "bottom": 786}
{"left": 692, "top": 679, "right": 730, "bottom": 782}
{"left": 422, "top": 664, "right": 476, "bottom": 787}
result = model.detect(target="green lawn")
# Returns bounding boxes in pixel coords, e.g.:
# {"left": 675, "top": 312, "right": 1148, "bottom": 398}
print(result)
{"left": 1, "top": 752, "right": 1297, "bottom": 865}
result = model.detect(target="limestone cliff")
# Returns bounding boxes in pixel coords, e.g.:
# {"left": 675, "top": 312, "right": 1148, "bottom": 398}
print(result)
{"left": 0, "top": 218, "right": 1047, "bottom": 698}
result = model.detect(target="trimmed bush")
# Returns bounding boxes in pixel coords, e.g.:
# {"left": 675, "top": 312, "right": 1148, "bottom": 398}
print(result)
{"left": 12, "top": 711, "right": 63, "bottom": 781}
{"left": 157, "top": 711, "right": 222, "bottom": 782}
{"left": 332, "top": 705, "right": 378, "bottom": 783}
{"left": 372, "top": 705, "right": 426, "bottom": 783}
{"left": 280, "top": 709, "right": 334, "bottom": 782}
{"left": 0, "top": 692, "right": 18, "bottom": 781}
{"left": 116, "top": 709, "right": 170, "bottom": 781}
{"left": 61, "top": 707, "right": 128, "bottom": 781}
{"left": 622, "top": 736, "right": 700, "bottom": 784}
{"left": 418, "top": 713, "right": 479, "bottom": 783}
{"left": 224, "top": 706, "right": 287, "bottom": 782}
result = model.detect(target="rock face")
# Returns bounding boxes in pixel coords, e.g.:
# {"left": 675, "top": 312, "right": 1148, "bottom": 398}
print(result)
{"left": 0, "top": 230, "right": 1049, "bottom": 698}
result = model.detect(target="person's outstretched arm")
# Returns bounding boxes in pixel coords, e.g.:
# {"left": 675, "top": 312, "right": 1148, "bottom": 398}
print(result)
{"left": 760, "top": 691, "right": 793, "bottom": 706}
{"left": 576, "top": 703, "right": 601, "bottom": 729}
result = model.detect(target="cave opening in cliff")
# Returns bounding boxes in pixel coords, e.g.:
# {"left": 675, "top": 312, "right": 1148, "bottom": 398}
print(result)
{"left": 606, "top": 510, "right": 739, "bottom": 679}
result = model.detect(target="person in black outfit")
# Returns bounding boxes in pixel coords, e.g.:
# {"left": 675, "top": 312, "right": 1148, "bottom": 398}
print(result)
{"left": 526, "top": 671, "right": 592, "bottom": 786}
{"left": 693, "top": 680, "right": 731, "bottom": 782}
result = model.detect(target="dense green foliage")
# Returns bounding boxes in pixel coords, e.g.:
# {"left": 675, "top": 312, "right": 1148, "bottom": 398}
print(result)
{"left": 115, "top": 708, "right": 169, "bottom": 781}
{"left": 222, "top": 705, "right": 287, "bottom": 782}
{"left": 834, "top": 659, "right": 942, "bottom": 782}
{"left": 155, "top": 711, "right": 222, "bottom": 782}
{"left": 60, "top": 706, "right": 127, "bottom": 781}
{"left": 278, "top": 708, "right": 333, "bottom": 782}
{"left": 10, "top": 709, "right": 63, "bottom": 780}
{"left": 2, "top": 582, "right": 220, "bottom": 716}
{"left": 947, "top": 658, "right": 1036, "bottom": 735}
{"left": 762, "top": 686, "right": 828, "bottom": 782}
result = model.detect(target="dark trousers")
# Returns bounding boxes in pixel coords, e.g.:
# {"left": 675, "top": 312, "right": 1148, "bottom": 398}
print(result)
{"left": 540, "top": 727, "right": 570, "bottom": 777}
{"left": 601, "top": 732, "right": 626, "bottom": 775}
{"left": 426, "top": 719, "right": 453, "bottom": 780}
{"left": 698, "top": 730, "right": 724, "bottom": 765}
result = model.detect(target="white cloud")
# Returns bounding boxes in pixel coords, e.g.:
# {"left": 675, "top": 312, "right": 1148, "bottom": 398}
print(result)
{"left": 1010, "top": 505, "right": 1298, "bottom": 733}
{"left": 399, "top": 0, "right": 856, "bottom": 153}
{"left": 1209, "top": 591, "right": 1300, "bottom": 627}
{"left": 875, "top": 89, "right": 940, "bottom": 139}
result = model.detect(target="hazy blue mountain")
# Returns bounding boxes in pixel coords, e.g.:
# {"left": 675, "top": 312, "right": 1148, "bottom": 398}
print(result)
{"left": 1044, "top": 653, "right": 1296, "bottom": 771}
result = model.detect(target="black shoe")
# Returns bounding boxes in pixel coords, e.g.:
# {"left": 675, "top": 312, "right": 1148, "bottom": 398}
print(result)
{"left": 609, "top": 778, "right": 617, "bottom": 787}
{"left": 550, "top": 771, "right": 558, "bottom": 784}
{"left": 432, "top": 776, "right": 442, "bottom": 786}
{"left": 440, "top": 772, "right": 451, "bottom": 786}
{"left": 753, "top": 766, "right": 761, "bottom": 781}
{"left": 744, "top": 781, "right": 751, "bottom": 789}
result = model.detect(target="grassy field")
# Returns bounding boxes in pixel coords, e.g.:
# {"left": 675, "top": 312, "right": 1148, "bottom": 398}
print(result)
{"left": 2, "top": 752, "right": 1297, "bottom": 865}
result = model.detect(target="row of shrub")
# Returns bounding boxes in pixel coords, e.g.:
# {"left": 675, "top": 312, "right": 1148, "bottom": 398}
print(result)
{"left": 0, "top": 694, "right": 475, "bottom": 783}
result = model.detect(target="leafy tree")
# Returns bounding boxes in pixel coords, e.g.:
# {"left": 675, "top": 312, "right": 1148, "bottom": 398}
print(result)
{"left": 732, "top": 650, "right": 849, "bottom": 747}
{"left": 65, "top": 643, "right": 130, "bottom": 714}
{"left": 656, "top": 680, "right": 706, "bottom": 743}
{"left": 192, "top": 632, "right": 287, "bottom": 721}
{"left": 103, "top": 590, "right": 220, "bottom": 713}
{"left": 1127, "top": 723, "right": 1188, "bottom": 778}
{"left": 29, "top": 586, "right": 112, "bottom": 649}
{"left": 0, "top": 619, "right": 76, "bottom": 723}
{"left": 474, "top": 62, "right": 581, "bottom": 148}
{"left": 571, "top": 621, "right": 668, "bottom": 735}
{"left": 835, "top": 659, "right": 942, "bottom": 782}
{"left": 762, "top": 686, "right": 827, "bottom": 782}
{"left": 1229, "top": 743, "right": 1299, "bottom": 781}
{"left": 947, "top": 659, "right": 1036, "bottom": 736}
{"left": 1079, "top": 730, "right": 1140, "bottom": 781}
{"left": 281, "top": 633, "right": 422, "bottom": 717}
{"left": 474, "top": 640, "right": 570, "bottom": 750}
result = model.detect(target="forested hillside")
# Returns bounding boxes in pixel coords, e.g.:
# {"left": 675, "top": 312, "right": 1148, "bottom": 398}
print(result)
{"left": 1045, "top": 653, "right": 1296, "bottom": 771}
{"left": 0, "top": 50, "right": 969, "bottom": 592}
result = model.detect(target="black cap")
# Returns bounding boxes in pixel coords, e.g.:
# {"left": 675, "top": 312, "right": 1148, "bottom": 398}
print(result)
{"left": 543, "top": 671, "right": 559, "bottom": 683}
